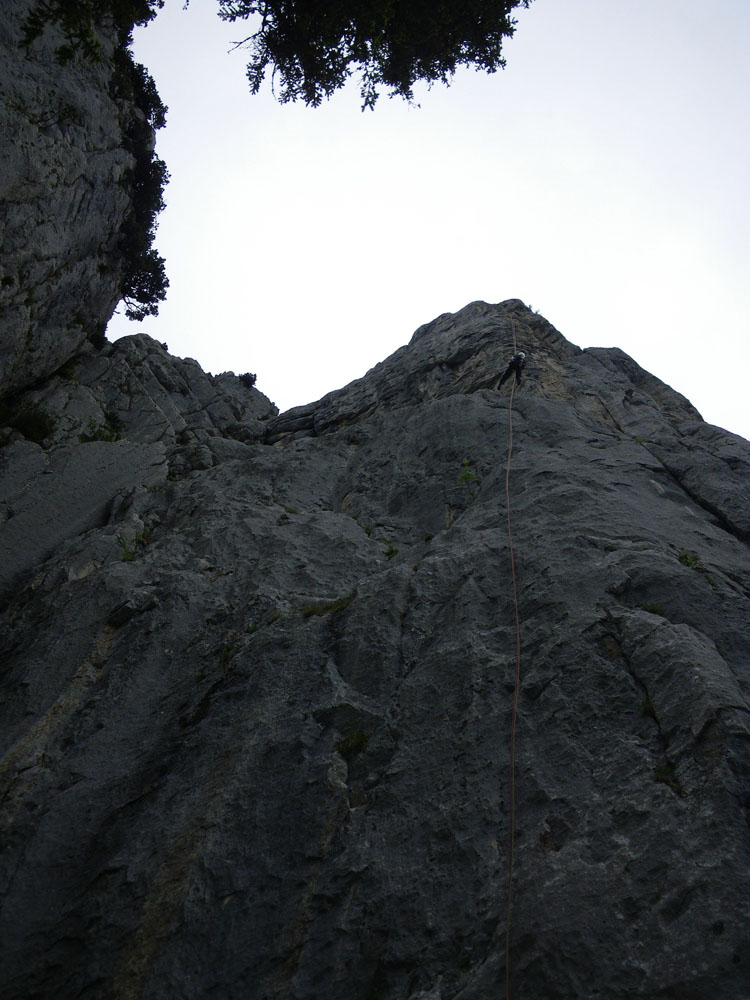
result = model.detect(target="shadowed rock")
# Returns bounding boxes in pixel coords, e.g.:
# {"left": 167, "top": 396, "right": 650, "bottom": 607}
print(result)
{"left": 1, "top": 300, "right": 748, "bottom": 1000}
{"left": 0, "top": 0, "right": 160, "bottom": 396}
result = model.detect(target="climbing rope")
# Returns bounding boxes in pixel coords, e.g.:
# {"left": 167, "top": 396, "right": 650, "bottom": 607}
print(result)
{"left": 504, "top": 317, "right": 522, "bottom": 1000}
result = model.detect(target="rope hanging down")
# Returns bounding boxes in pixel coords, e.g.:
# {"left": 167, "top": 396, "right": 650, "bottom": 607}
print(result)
{"left": 504, "top": 317, "right": 522, "bottom": 1000}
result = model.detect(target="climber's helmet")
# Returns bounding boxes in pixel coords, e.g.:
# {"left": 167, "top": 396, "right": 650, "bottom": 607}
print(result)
{"left": 518, "top": 352, "right": 526, "bottom": 359}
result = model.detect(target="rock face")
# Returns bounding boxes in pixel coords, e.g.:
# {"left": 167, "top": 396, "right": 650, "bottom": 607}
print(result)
{"left": 0, "top": 0, "right": 151, "bottom": 397}
{"left": 1, "top": 300, "right": 749, "bottom": 1000}
{"left": 0, "top": 333, "right": 276, "bottom": 601}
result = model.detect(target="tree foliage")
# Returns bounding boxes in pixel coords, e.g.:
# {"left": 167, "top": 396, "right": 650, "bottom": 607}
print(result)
{"left": 112, "top": 46, "right": 170, "bottom": 320}
{"left": 21, "top": 0, "right": 164, "bottom": 63}
{"left": 217, "top": 0, "right": 533, "bottom": 108}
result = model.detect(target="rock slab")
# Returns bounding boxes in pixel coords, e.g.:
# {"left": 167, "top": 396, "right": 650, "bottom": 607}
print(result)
{"left": 1, "top": 301, "right": 748, "bottom": 1000}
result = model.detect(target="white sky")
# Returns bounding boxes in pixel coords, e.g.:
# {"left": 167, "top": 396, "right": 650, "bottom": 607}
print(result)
{"left": 106, "top": 0, "right": 750, "bottom": 441}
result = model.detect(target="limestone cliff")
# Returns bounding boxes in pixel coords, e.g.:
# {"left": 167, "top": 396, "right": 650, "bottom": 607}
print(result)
{"left": 0, "top": 0, "right": 165, "bottom": 398}
{"left": 2, "top": 3, "right": 749, "bottom": 996}
{"left": 1, "top": 300, "right": 749, "bottom": 1000}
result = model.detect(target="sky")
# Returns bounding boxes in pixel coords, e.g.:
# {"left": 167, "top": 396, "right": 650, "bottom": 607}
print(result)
{"left": 106, "top": 0, "right": 750, "bottom": 441}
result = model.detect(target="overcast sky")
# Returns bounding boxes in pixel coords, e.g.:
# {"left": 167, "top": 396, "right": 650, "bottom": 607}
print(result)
{"left": 106, "top": 0, "right": 750, "bottom": 441}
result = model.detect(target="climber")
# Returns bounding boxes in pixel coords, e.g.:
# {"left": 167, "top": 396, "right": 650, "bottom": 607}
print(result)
{"left": 497, "top": 351, "right": 526, "bottom": 389}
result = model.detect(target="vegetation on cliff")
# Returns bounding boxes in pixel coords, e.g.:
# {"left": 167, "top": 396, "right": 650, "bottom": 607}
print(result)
{"left": 111, "top": 47, "right": 170, "bottom": 321}
{"left": 21, "top": 0, "right": 164, "bottom": 64}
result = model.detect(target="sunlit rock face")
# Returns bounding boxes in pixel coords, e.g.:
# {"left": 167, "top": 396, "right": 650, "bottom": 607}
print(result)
{"left": 1, "top": 299, "right": 749, "bottom": 1000}
{"left": 0, "top": 0, "right": 141, "bottom": 397}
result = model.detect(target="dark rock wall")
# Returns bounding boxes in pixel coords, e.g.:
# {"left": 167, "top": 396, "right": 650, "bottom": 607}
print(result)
{"left": 1, "top": 301, "right": 748, "bottom": 999}
{"left": 0, "top": 0, "right": 148, "bottom": 396}
{"left": 1, "top": 6, "right": 748, "bottom": 995}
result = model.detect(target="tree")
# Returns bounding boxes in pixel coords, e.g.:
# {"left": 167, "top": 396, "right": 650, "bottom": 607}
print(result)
{"left": 218, "top": 0, "right": 533, "bottom": 109}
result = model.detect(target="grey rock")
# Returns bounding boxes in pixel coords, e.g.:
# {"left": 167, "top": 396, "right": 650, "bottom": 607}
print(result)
{"left": 0, "top": 333, "right": 276, "bottom": 602}
{"left": 0, "top": 300, "right": 748, "bottom": 1000}
{"left": 0, "top": 437, "right": 166, "bottom": 599}
{"left": 2, "top": 8, "right": 746, "bottom": 992}
{"left": 0, "top": 0, "right": 146, "bottom": 396}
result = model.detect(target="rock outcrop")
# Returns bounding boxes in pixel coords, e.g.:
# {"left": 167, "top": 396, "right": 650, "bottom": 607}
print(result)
{"left": 0, "top": 0, "right": 161, "bottom": 397}
{"left": 0, "top": 333, "right": 276, "bottom": 600}
{"left": 1, "top": 300, "right": 748, "bottom": 1000}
